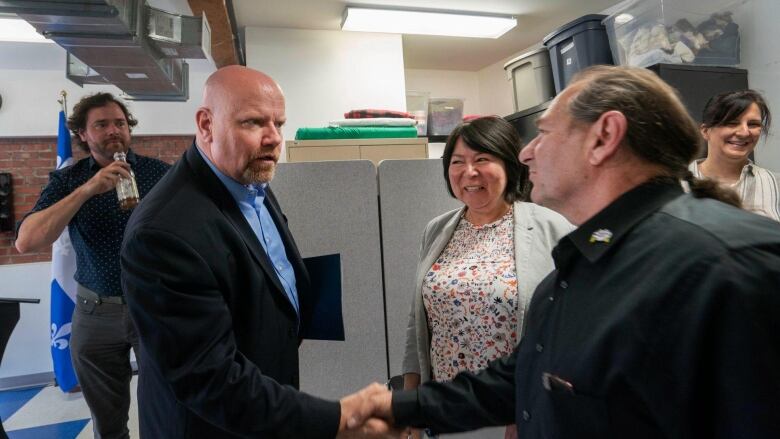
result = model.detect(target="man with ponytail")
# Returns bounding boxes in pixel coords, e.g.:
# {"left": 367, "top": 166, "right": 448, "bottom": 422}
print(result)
{"left": 353, "top": 66, "right": 780, "bottom": 439}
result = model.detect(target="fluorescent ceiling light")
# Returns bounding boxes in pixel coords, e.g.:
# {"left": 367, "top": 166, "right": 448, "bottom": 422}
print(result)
{"left": 0, "top": 17, "right": 53, "bottom": 43}
{"left": 341, "top": 7, "right": 516, "bottom": 39}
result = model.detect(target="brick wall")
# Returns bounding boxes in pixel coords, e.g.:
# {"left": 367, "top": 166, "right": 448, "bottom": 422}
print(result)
{"left": 0, "top": 135, "right": 192, "bottom": 265}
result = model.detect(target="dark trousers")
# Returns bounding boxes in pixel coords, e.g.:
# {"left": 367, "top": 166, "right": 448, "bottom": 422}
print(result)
{"left": 71, "top": 296, "right": 139, "bottom": 439}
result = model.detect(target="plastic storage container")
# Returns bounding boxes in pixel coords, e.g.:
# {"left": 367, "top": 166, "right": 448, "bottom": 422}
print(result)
{"left": 542, "top": 14, "right": 614, "bottom": 93}
{"left": 505, "top": 100, "right": 552, "bottom": 146}
{"left": 503, "top": 47, "right": 556, "bottom": 113}
{"left": 427, "top": 98, "right": 464, "bottom": 137}
{"left": 603, "top": 0, "right": 746, "bottom": 68}
{"left": 406, "top": 91, "right": 430, "bottom": 136}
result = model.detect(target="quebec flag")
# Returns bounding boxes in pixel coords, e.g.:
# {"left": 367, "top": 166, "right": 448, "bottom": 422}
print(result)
{"left": 50, "top": 110, "right": 78, "bottom": 392}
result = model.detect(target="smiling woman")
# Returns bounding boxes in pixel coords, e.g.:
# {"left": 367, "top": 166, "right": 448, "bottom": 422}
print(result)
{"left": 402, "top": 116, "right": 573, "bottom": 439}
{"left": 690, "top": 89, "right": 779, "bottom": 221}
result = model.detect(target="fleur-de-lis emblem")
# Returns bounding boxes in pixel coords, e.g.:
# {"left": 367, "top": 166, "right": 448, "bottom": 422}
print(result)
{"left": 51, "top": 322, "right": 72, "bottom": 350}
{"left": 589, "top": 229, "right": 613, "bottom": 244}
{"left": 54, "top": 233, "right": 74, "bottom": 256}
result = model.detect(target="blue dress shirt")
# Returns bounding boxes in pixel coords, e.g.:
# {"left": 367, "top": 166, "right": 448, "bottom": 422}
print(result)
{"left": 196, "top": 146, "right": 299, "bottom": 316}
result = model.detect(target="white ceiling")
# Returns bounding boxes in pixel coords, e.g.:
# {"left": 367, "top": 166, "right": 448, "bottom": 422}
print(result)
{"left": 232, "top": 0, "right": 619, "bottom": 71}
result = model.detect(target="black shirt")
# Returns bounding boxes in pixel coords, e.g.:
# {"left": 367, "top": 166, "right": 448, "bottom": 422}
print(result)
{"left": 18, "top": 150, "right": 170, "bottom": 296}
{"left": 393, "top": 180, "right": 780, "bottom": 438}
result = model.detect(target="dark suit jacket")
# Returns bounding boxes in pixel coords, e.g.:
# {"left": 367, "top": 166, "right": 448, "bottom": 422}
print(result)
{"left": 121, "top": 144, "right": 340, "bottom": 438}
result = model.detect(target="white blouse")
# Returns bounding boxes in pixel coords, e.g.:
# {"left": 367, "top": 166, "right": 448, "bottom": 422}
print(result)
{"left": 690, "top": 159, "right": 780, "bottom": 222}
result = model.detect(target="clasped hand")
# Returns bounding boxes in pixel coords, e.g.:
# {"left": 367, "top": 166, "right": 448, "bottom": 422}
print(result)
{"left": 337, "top": 383, "right": 405, "bottom": 439}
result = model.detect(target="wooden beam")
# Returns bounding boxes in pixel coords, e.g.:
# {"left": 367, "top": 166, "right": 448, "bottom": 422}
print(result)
{"left": 187, "top": 0, "right": 240, "bottom": 67}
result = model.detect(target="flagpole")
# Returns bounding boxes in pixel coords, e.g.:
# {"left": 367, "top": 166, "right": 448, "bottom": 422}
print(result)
{"left": 58, "top": 90, "right": 67, "bottom": 117}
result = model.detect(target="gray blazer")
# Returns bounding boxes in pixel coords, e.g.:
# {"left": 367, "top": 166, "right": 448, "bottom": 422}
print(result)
{"left": 402, "top": 201, "right": 574, "bottom": 383}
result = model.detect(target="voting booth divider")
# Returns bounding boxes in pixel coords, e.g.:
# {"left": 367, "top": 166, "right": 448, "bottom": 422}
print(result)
{"left": 3, "top": 159, "right": 474, "bottom": 413}
{"left": 272, "top": 159, "right": 460, "bottom": 398}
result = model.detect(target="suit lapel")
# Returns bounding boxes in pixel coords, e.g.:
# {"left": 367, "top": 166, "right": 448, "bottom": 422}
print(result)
{"left": 263, "top": 187, "right": 312, "bottom": 325}
{"left": 264, "top": 188, "right": 310, "bottom": 293}
{"left": 222, "top": 201, "right": 289, "bottom": 298}
{"left": 183, "top": 144, "right": 288, "bottom": 299}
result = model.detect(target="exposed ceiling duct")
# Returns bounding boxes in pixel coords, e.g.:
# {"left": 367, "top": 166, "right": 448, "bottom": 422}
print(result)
{"left": 0, "top": 0, "right": 212, "bottom": 101}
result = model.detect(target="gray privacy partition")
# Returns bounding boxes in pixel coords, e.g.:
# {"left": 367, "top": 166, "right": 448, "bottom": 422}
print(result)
{"left": 377, "top": 159, "right": 461, "bottom": 378}
{"left": 272, "top": 160, "right": 387, "bottom": 399}
{"left": 378, "top": 159, "right": 507, "bottom": 438}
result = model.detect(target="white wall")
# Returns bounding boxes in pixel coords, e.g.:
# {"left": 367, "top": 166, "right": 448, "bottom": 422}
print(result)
{"left": 0, "top": 41, "right": 214, "bottom": 137}
{"left": 0, "top": 34, "right": 213, "bottom": 382}
{"left": 404, "top": 54, "right": 529, "bottom": 119}
{"left": 403, "top": 62, "right": 518, "bottom": 158}
{"left": 244, "top": 27, "right": 406, "bottom": 148}
{"left": 741, "top": 0, "right": 780, "bottom": 172}
{"left": 404, "top": 69, "right": 481, "bottom": 116}
{"left": 477, "top": 56, "right": 516, "bottom": 117}
{"left": 0, "top": 263, "right": 53, "bottom": 380}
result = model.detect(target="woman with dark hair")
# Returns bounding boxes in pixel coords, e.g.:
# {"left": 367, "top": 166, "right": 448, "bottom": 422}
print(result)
{"left": 690, "top": 89, "right": 779, "bottom": 221}
{"left": 402, "top": 116, "right": 572, "bottom": 438}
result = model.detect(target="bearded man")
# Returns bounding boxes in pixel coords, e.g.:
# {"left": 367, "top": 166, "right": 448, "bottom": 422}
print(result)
{"left": 16, "top": 92, "right": 170, "bottom": 439}
{"left": 120, "top": 66, "right": 387, "bottom": 439}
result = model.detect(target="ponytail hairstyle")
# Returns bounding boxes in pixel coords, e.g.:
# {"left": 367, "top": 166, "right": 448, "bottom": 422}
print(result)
{"left": 567, "top": 65, "right": 740, "bottom": 207}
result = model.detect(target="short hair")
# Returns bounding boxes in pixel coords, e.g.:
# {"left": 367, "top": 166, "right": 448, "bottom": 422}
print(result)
{"left": 701, "top": 89, "right": 771, "bottom": 135}
{"left": 442, "top": 116, "right": 530, "bottom": 203}
{"left": 67, "top": 92, "right": 138, "bottom": 152}
{"left": 566, "top": 65, "right": 740, "bottom": 206}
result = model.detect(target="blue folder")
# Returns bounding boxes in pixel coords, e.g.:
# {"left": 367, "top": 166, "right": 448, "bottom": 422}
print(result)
{"left": 300, "top": 254, "right": 345, "bottom": 341}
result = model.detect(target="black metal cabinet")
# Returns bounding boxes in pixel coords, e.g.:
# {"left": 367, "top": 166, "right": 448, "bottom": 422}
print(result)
{"left": 647, "top": 63, "right": 749, "bottom": 125}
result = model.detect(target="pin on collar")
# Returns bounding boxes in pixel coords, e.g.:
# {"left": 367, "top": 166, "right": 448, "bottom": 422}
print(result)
{"left": 589, "top": 229, "right": 613, "bottom": 244}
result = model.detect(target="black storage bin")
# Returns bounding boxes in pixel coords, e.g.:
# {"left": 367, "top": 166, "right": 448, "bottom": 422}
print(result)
{"left": 543, "top": 14, "right": 614, "bottom": 93}
{"left": 647, "top": 63, "right": 748, "bottom": 159}
{"left": 505, "top": 100, "right": 552, "bottom": 146}
{"left": 647, "top": 63, "right": 748, "bottom": 125}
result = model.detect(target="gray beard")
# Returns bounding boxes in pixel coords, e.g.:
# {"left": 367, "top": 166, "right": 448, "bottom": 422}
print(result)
{"left": 242, "top": 162, "right": 276, "bottom": 184}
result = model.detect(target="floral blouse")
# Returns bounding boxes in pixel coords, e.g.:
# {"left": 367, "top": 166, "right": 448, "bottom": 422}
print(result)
{"left": 421, "top": 209, "right": 519, "bottom": 381}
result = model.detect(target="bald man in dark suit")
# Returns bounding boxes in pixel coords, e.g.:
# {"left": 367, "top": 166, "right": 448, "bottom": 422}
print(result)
{"left": 121, "top": 66, "right": 391, "bottom": 439}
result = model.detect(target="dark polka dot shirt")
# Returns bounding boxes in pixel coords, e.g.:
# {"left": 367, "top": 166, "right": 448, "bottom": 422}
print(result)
{"left": 22, "top": 149, "right": 170, "bottom": 296}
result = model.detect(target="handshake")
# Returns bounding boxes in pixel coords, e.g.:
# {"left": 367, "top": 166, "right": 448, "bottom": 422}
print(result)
{"left": 336, "top": 383, "right": 408, "bottom": 439}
